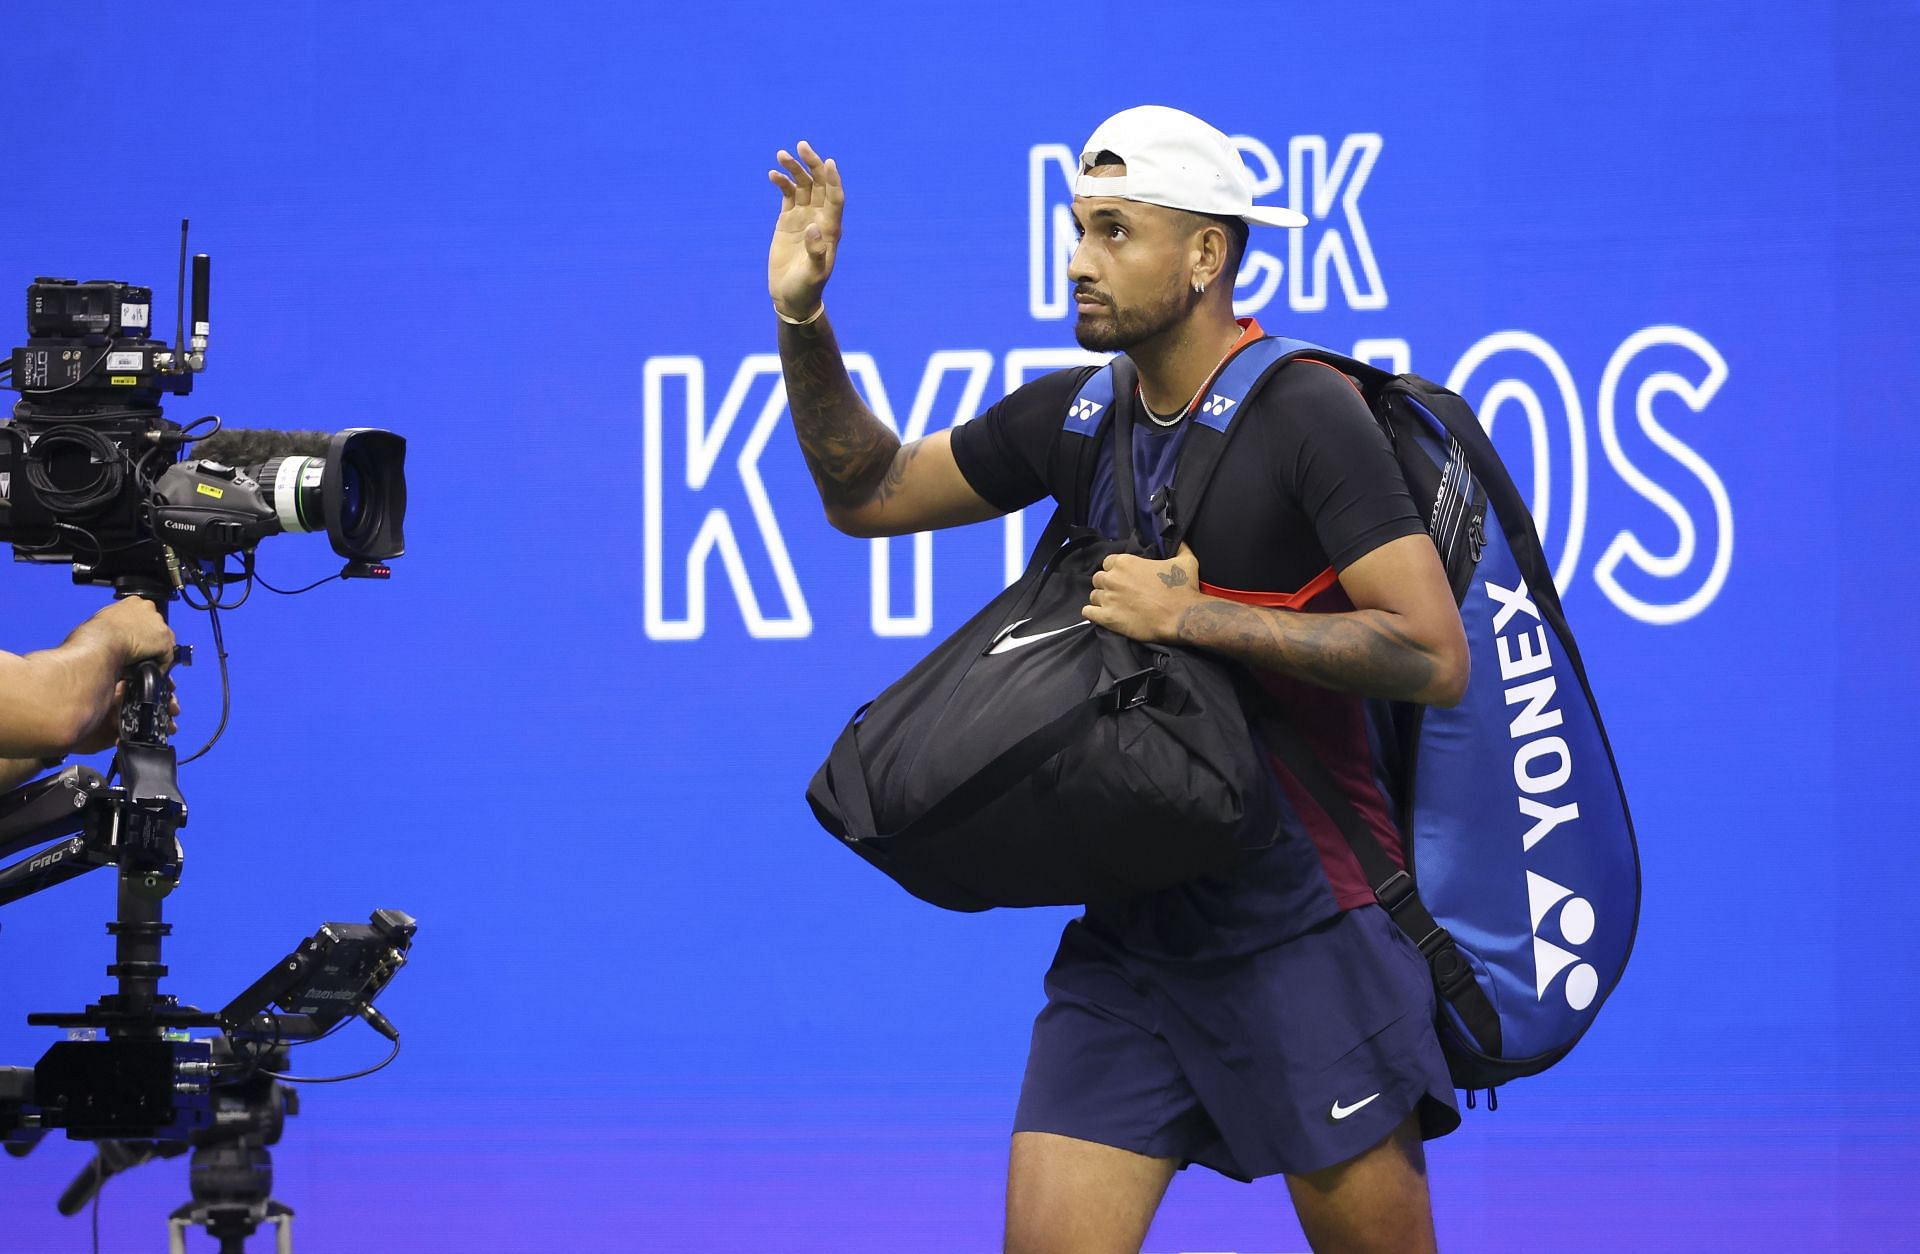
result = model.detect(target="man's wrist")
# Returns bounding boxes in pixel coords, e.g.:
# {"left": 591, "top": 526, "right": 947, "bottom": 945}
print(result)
{"left": 774, "top": 299, "right": 826, "bottom": 326}
{"left": 1172, "top": 593, "right": 1235, "bottom": 649}
{"left": 62, "top": 618, "right": 123, "bottom": 670}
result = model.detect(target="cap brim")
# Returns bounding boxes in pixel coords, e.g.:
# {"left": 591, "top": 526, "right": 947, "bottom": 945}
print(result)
{"left": 1242, "top": 204, "right": 1309, "bottom": 228}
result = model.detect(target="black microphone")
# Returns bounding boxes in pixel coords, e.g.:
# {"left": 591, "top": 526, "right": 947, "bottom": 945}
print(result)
{"left": 189, "top": 429, "right": 331, "bottom": 466}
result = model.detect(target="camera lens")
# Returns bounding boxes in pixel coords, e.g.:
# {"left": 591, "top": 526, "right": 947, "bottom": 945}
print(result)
{"left": 322, "top": 431, "right": 405, "bottom": 561}
{"left": 257, "top": 456, "right": 325, "bottom": 534}
{"left": 338, "top": 459, "right": 366, "bottom": 536}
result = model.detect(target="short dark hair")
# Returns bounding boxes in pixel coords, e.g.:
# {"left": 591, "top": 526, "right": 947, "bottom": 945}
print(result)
{"left": 1180, "top": 210, "right": 1249, "bottom": 281}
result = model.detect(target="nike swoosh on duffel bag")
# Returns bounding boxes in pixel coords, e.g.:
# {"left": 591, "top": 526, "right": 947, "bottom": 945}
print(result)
{"left": 985, "top": 618, "right": 1092, "bottom": 655}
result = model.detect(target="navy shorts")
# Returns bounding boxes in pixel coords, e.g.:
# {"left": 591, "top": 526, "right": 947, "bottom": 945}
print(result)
{"left": 1013, "top": 905, "right": 1461, "bottom": 1180}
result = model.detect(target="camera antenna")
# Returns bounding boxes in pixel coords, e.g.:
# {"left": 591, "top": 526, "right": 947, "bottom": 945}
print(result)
{"left": 174, "top": 218, "right": 188, "bottom": 362}
{"left": 169, "top": 219, "right": 210, "bottom": 375}
{"left": 189, "top": 250, "right": 210, "bottom": 371}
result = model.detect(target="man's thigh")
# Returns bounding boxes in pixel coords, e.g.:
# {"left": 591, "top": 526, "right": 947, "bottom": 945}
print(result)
{"left": 1005, "top": 1130, "right": 1178, "bottom": 1254}
{"left": 1284, "top": 1112, "right": 1436, "bottom": 1254}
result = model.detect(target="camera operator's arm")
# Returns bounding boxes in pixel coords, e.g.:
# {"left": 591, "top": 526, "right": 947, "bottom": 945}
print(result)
{"left": 0, "top": 599, "right": 176, "bottom": 784}
{"left": 0, "top": 757, "right": 55, "bottom": 791}
{"left": 768, "top": 141, "right": 1002, "bottom": 538}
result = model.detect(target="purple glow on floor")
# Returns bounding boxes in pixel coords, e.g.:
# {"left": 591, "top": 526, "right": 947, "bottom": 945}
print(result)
{"left": 6, "top": 1087, "right": 1915, "bottom": 1251}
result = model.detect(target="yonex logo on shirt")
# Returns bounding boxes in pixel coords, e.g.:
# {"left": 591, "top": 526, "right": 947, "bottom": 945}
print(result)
{"left": 1068, "top": 399, "right": 1104, "bottom": 422}
{"left": 1201, "top": 394, "right": 1236, "bottom": 417}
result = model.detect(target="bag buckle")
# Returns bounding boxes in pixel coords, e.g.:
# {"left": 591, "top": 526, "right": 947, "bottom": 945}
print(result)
{"left": 1106, "top": 669, "right": 1165, "bottom": 713}
{"left": 1374, "top": 869, "right": 1417, "bottom": 917}
{"left": 1429, "top": 941, "right": 1478, "bottom": 998}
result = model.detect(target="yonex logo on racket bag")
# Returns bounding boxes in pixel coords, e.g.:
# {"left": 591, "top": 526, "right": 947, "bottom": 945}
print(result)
{"left": 1201, "top": 394, "right": 1236, "bottom": 417}
{"left": 1491, "top": 573, "right": 1598, "bottom": 1013}
{"left": 1527, "top": 870, "right": 1598, "bottom": 1011}
{"left": 1068, "top": 398, "right": 1104, "bottom": 422}
{"left": 1489, "top": 577, "right": 1582, "bottom": 853}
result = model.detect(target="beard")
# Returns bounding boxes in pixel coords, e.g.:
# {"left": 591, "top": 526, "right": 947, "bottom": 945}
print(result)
{"left": 1072, "top": 282, "right": 1195, "bottom": 353}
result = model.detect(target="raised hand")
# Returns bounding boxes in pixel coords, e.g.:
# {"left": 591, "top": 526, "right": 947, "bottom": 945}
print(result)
{"left": 767, "top": 140, "right": 843, "bottom": 321}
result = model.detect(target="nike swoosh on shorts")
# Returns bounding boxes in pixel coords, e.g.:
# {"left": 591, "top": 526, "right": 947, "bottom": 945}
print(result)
{"left": 1329, "top": 1093, "right": 1382, "bottom": 1121}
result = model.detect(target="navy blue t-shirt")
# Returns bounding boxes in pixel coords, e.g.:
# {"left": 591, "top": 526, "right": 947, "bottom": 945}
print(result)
{"left": 949, "top": 331, "right": 1426, "bottom": 959}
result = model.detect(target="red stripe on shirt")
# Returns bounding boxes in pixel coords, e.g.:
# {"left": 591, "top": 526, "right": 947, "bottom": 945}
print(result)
{"left": 1205, "top": 577, "right": 1406, "bottom": 911}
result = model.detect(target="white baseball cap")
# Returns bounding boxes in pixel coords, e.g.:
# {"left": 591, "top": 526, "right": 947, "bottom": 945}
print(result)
{"left": 1076, "top": 105, "right": 1307, "bottom": 229}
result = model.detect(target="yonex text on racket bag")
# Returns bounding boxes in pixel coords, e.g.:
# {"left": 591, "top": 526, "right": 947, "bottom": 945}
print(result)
{"left": 805, "top": 421, "right": 1278, "bottom": 913}
{"left": 1178, "top": 338, "right": 1641, "bottom": 1091}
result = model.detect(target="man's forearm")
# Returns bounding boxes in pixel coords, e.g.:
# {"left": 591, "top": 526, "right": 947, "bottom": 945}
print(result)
{"left": 23, "top": 640, "right": 117, "bottom": 748}
{"left": 0, "top": 756, "right": 58, "bottom": 791}
{"left": 0, "top": 630, "right": 121, "bottom": 757}
{"left": 1176, "top": 597, "right": 1462, "bottom": 705}
{"left": 778, "top": 314, "right": 899, "bottom": 512}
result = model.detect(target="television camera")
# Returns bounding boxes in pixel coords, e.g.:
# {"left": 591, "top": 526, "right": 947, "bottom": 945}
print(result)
{"left": 0, "top": 228, "right": 405, "bottom": 594}
{"left": 0, "top": 225, "right": 417, "bottom": 1252}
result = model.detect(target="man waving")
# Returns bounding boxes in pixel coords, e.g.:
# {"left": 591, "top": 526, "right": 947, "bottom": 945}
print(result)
{"left": 769, "top": 107, "right": 1468, "bottom": 1253}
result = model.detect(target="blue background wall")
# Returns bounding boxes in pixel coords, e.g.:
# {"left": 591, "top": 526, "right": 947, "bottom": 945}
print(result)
{"left": 3, "top": 2, "right": 1916, "bottom": 1249}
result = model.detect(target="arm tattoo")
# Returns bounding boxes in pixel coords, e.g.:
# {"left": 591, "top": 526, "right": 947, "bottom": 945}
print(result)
{"left": 1176, "top": 599, "right": 1440, "bottom": 702}
{"left": 877, "top": 439, "right": 921, "bottom": 504}
{"left": 778, "top": 314, "right": 899, "bottom": 511}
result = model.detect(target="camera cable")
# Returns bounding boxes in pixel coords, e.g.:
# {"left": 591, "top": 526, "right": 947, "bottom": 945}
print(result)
{"left": 22, "top": 425, "right": 126, "bottom": 514}
{"left": 252, "top": 563, "right": 344, "bottom": 596}
{"left": 175, "top": 588, "right": 231, "bottom": 766}
{"left": 260, "top": 1033, "right": 402, "bottom": 1085}
{"left": 175, "top": 412, "right": 221, "bottom": 446}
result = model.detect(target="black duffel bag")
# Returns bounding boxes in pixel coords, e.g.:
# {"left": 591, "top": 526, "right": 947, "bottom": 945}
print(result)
{"left": 806, "top": 479, "right": 1278, "bottom": 910}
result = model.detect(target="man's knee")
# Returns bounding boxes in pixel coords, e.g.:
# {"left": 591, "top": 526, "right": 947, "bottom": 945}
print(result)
{"left": 1005, "top": 1131, "right": 1176, "bottom": 1254}
{"left": 1285, "top": 1113, "right": 1435, "bottom": 1254}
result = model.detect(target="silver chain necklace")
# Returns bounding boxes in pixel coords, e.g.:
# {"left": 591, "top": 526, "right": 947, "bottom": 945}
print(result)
{"left": 1140, "top": 336, "right": 1241, "bottom": 428}
{"left": 1142, "top": 399, "right": 1185, "bottom": 428}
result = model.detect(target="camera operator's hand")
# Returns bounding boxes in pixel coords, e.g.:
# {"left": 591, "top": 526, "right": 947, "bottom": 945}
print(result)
{"left": 69, "top": 685, "right": 180, "bottom": 756}
{"left": 82, "top": 597, "right": 177, "bottom": 669}
{"left": 0, "top": 598, "right": 178, "bottom": 775}
{"left": 767, "top": 140, "right": 843, "bottom": 322}
{"left": 66, "top": 600, "right": 179, "bottom": 754}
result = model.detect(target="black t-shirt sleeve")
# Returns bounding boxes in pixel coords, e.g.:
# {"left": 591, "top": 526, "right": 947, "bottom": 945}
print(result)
{"left": 948, "top": 367, "right": 1094, "bottom": 514}
{"left": 1266, "top": 359, "right": 1426, "bottom": 571}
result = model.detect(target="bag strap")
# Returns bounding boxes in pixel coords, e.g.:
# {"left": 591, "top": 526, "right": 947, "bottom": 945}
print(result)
{"left": 1252, "top": 708, "right": 1503, "bottom": 1058}
{"left": 1106, "top": 357, "right": 1147, "bottom": 547}
{"left": 1155, "top": 336, "right": 1334, "bottom": 553}
{"left": 1063, "top": 362, "right": 1120, "bottom": 528}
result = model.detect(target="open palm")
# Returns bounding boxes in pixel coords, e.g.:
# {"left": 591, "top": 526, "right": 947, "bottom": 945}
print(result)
{"left": 767, "top": 140, "right": 843, "bottom": 320}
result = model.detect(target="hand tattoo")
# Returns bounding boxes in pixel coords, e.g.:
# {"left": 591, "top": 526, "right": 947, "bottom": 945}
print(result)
{"left": 1157, "top": 566, "right": 1190, "bottom": 589}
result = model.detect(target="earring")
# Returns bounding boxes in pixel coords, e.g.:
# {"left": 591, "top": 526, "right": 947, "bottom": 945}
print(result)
{"left": 1193, "top": 280, "right": 1206, "bottom": 295}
